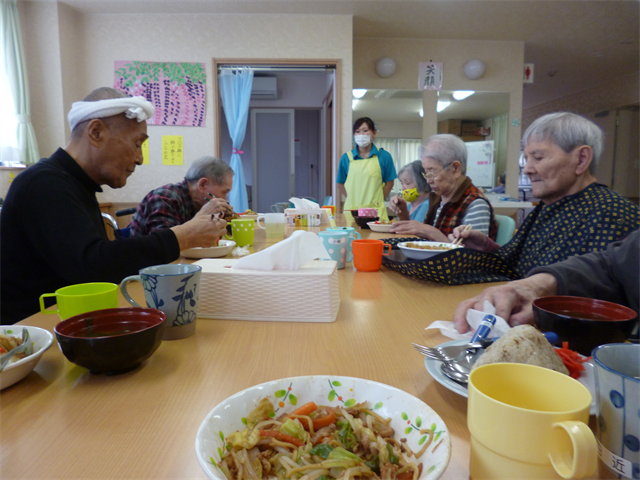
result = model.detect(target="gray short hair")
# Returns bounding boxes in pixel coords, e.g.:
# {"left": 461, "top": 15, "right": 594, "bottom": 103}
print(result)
{"left": 398, "top": 160, "right": 431, "bottom": 193}
{"left": 185, "top": 156, "right": 234, "bottom": 185}
{"left": 522, "top": 112, "right": 603, "bottom": 174}
{"left": 422, "top": 134, "right": 467, "bottom": 174}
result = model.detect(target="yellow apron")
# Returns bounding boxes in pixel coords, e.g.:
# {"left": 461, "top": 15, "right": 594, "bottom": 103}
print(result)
{"left": 343, "top": 151, "right": 389, "bottom": 221}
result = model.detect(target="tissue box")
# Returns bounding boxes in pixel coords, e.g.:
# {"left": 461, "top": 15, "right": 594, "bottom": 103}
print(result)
{"left": 195, "top": 259, "right": 340, "bottom": 322}
{"left": 284, "top": 208, "right": 330, "bottom": 226}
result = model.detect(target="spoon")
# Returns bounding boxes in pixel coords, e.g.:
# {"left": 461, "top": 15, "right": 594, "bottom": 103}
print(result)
{"left": 0, "top": 329, "right": 31, "bottom": 372}
{"left": 441, "top": 362, "right": 469, "bottom": 386}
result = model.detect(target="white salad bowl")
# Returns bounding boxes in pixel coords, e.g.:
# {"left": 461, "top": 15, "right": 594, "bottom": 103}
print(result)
{"left": 397, "top": 241, "right": 462, "bottom": 260}
{"left": 195, "top": 375, "right": 451, "bottom": 480}
{"left": 181, "top": 239, "right": 236, "bottom": 259}
{"left": 367, "top": 222, "right": 395, "bottom": 233}
{"left": 0, "top": 325, "right": 54, "bottom": 390}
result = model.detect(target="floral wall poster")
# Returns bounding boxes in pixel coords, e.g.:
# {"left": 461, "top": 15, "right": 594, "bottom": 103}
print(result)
{"left": 114, "top": 61, "right": 206, "bottom": 127}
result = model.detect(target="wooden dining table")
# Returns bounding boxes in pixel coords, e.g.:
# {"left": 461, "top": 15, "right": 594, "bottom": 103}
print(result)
{"left": 1, "top": 215, "right": 612, "bottom": 479}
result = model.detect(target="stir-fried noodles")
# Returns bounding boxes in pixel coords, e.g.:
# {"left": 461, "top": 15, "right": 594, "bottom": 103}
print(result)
{"left": 0, "top": 333, "right": 30, "bottom": 363}
{"left": 217, "top": 399, "right": 433, "bottom": 480}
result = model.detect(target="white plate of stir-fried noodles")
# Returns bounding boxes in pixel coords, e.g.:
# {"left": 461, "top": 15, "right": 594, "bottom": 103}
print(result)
{"left": 195, "top": 376, "right": 451, "bottom": 480}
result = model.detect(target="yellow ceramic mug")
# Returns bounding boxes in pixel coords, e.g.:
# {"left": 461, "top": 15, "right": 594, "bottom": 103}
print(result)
{"left": 468, "top": 363, "right": 597, "bottom": 479}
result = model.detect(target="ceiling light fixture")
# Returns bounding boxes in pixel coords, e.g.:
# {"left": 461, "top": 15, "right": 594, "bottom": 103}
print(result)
{"left": 463, "top": 59, "right": 485, "bottom": 80}
{"left": 376, "top": 57, "right": 396, "bottom": 78}
{"left": 419, "top": 108, "right": 424, "bottom": 118}
{"left": 453, "top": 90, "right": 475, "bottom": 100}
{"left": 352, "top": 89, "right": 367, "bottom": 98}
{"left": 436, "top": 101, "right": 450, "bottom": 112}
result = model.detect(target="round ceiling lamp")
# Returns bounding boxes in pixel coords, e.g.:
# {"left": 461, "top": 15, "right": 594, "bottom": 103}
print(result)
{"left": 376, "top": 57, "right": 396, "bottom": 78}
{"left": 352, "top": 89, "right": 367, "bottom": 98}
{"left": 463, "top": 59, "right": 485, "bottom": 80}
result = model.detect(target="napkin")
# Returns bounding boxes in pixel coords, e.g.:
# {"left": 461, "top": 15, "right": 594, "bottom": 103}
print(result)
{"left": 231, "top": 230, "right": 330, "bottom": 271}
{"left": 290, "top": 197, "right": 320, "bottom": 210}
{"left": 425, "top": 300, "right": 511, "bottom": 340}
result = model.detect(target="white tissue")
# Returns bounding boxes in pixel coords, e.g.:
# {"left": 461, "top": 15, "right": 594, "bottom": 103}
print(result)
{"left": 425, "top": 300, "right": 511, "bottom": 340}
{"left": 231, "top": 231, "right": 330, "bottom": 271}
{"left": 290, "top": 197, "right": 320, "bottom": 210}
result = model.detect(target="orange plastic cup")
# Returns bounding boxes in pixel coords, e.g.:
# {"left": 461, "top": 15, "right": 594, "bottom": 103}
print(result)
{"left": 352, "top": 239, "right": 391, "bottom": 272}
{"left": 321, "top": 205, "right": 336, "bottom": 216}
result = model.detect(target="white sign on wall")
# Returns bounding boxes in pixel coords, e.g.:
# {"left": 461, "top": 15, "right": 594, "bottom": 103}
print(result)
{"left": 418, "top": 62, "right": 443, "bottom": 90}
{"left": 524, "top": 63, "right": 534, "bottom": 83}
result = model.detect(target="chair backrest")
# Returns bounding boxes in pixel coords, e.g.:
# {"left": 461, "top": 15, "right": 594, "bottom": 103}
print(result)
{"left": 494, "top": 214, "right": 516, "bottom": 246}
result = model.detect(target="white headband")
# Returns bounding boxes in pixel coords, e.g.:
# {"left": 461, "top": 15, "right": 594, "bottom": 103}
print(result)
{"left": 68, "top": 96, "right": 155, "bottom": 131}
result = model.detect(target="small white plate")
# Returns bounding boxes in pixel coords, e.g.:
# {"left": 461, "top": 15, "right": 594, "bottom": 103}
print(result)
{"left": 181, "top": 239, "right": 236, "bottom": 259}
{"left": 238, "top": 214, "right": 259, "bottom": 221}
{"left": 423, "top": 338, "right": 596, "bottom": 415}
{"left": 367, "top": 221, "right": 395, "bottom": 233}
{"left": 1, "top": 326, "right": 54, "bottom": 390}
{"left": 398, "top": 241, "right": 462, "bottom": 260}
{"left": 195, "top": 375, "right": 452, "bottom": 480}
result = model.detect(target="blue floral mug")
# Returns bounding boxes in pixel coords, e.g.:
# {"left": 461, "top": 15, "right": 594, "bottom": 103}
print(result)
{"left": 120, "top": 264, "right": 201, "bottom": 340}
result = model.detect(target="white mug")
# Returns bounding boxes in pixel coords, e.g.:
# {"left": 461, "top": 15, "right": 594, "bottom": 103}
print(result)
{"left": 257, "top": 213, "right": 285, "bottom": 238}
{"left": 120, "top": 264, "right": 201, "bottom": 340}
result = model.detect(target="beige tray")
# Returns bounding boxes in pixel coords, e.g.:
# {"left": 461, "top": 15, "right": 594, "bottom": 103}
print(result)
{"left": 195, "top": 259, "right": 340, "bottom": 322}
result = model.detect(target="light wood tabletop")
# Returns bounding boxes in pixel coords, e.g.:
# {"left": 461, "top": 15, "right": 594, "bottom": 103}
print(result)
{"left": 1, "top": 215, "right": 612, "bottom": 479}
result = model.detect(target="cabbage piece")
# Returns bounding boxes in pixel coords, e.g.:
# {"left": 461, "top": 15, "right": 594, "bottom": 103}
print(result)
{"left": 281, "top": 418, "right": 309, "bottom": 442}
{"left": 246, "top": 398, "right": 275, "bottom": 427}
{"left": 327, "top": 447, "right": 362, "bottom": 465}
{"left": 227, "top": 428, "right": 261, "bottom": 449}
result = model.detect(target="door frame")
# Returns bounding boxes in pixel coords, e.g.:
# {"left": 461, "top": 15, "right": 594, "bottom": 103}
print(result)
{"left": 250, "top": 108, "right": 295, "bottom": 211}
{"left": 212, "top": 58, "right": 341, "bottom": 203}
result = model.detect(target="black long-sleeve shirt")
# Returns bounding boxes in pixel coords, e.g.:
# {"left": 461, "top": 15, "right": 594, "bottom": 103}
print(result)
{"left": 528, "top": 229, "right": 639, "bottom": 317}
{"left": 1, "top": 148, "right": 180, "bottom": 324}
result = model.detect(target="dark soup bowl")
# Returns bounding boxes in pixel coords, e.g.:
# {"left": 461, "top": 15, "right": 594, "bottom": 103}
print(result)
{"left": 532, "top": 296, "right": 637, "bottom": 356}
{"left": 54, "top": 307, "right": 165, "bottom": 375}
{"left": 347, "top": 210, "right": 378, "bottom": 229}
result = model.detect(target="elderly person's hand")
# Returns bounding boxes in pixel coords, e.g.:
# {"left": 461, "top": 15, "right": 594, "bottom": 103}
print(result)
{"left": 452, "top": 273, "right": 558, "bottom": 333}
{"left": 447, "top": 225, "right": 491, "bottom": 251}
{"left": 391, "top": 220, "right": 449, "bottom": 242}
{"left": 389, "top": 195, "right": 409, "bottom": 219}
{"left": 171, "top": 214, "right": 228, "bottom": 251}
{"left": 199, "top": 198, "right": 233, "bottom": 217}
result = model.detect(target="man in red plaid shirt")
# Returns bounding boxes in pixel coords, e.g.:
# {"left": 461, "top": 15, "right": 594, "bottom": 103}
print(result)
{"left": 131, "top": 156, "right": 234, "bottom": 236}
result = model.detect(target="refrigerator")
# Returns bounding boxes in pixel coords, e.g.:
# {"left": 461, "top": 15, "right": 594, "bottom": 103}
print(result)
{"left": 465, "top": 140, "right": 495, "bottom": 188}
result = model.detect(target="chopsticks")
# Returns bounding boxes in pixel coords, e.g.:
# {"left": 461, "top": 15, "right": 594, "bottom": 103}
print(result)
{"left": 204, "top": 192, "right": 215, "bottom": 202}
{"left": 451, "top": 224, "right": 472, "bottom": 246}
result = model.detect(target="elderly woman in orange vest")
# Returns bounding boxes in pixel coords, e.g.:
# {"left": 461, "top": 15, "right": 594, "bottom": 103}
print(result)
{"left": 391, "top": 134, "right": 497, "bottom": 241}
{"left": 336, "top": 117, "right": 397, "bottom": 221}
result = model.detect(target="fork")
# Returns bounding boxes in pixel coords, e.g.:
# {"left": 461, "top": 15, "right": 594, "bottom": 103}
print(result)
{"left": 0, "top": 329, "right": 31, "bottom": 372}
{"left": 412, "top": 338, "right": 493, "bottom": 362}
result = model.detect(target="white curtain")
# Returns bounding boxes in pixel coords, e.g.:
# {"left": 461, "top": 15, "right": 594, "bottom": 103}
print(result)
{"left": 218, "top": 67, "right": 253, "bottom": 212}
{"left": 0, "top": 0, "right": 39, "bottom": 165}
{"left": 376, "top": 138, "right": 422, "bottom": 193}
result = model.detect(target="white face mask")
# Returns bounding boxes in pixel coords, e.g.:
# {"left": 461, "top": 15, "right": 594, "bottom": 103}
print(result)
{"left": 354, "top": 134, "right": 371, "bottom": 148}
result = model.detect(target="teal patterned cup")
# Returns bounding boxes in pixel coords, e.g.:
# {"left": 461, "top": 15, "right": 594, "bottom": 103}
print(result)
{"left": 120, "top": 264, "right": 201, "bottom": 340}
{"left": 326, "top": 227, "right": 362, "bottom": 261}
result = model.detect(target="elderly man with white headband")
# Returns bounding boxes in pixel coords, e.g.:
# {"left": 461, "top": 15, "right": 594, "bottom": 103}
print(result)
{"left": 0, "top": 87, "right": 227, "bottom": 325}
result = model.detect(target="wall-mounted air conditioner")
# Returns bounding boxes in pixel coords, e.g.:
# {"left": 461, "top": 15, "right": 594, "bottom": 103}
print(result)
{"left": 251, "top": 77, "right": 278, "bottom": 100}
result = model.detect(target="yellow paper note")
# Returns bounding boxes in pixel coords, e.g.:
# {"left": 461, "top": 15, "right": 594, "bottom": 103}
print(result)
{"left": 162, "top": 135, "right": 184, "bottom": 165}
{"left": 142, "top": 138, "right": 149, "bottom": 164}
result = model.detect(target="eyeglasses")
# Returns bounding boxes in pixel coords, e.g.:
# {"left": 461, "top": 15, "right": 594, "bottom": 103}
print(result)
{"left": 421, "top": 166, "right": 449, "bottom": 181}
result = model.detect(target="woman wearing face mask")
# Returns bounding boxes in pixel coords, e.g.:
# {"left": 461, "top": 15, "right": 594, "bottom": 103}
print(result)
{"left": 336, "top": 117, "right": 397, "bottom": 221}
{"left": 389, "top": 161, "right": 431, "bottom": 221}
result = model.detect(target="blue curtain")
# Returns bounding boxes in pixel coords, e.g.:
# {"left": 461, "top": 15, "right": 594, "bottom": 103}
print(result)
{"left": 219, "top": 67, "right": 253, "bottom": 213}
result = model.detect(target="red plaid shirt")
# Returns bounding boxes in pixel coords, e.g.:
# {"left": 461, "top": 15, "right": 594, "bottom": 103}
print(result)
{"left": 130, "top": 179, "right": 197, "bottom": 236}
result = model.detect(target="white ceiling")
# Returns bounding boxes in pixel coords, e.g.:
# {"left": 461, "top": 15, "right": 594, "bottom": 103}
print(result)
{"left": 42, "top": 0, "right": 639, "bottom": 116}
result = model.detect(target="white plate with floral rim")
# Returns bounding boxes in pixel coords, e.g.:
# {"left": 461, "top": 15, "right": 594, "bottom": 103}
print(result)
{"left": 195, "top": 375, "right": 451, "bottom": 480}
{"left": 423, "top": 338, "right": 596, "bottom": 414}
{"left": 1, "top": 325, "right": 54, "bottom": 390}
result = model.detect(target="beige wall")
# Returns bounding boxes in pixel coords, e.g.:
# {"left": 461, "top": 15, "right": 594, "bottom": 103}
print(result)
{"left": 20, "top": 6, "right": 353, "bottom": 203}
{"left": 353, "top": 37, "right": 525, "bottom": 197}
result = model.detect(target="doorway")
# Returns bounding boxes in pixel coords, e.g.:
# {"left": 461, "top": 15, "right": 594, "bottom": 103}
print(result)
{"left": 251, "top": 109, "right": 295, "bottom": 212}
{"left": 213, "top": 59, "right": 341, "bottom": 211}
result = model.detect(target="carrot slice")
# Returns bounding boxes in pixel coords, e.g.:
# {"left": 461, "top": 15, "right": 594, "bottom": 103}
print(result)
{"left": 259, "top": 430, "right": 304, "bottom": 447}
{"left": 288, "top": 402, "right": 318, "bottom": 418}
